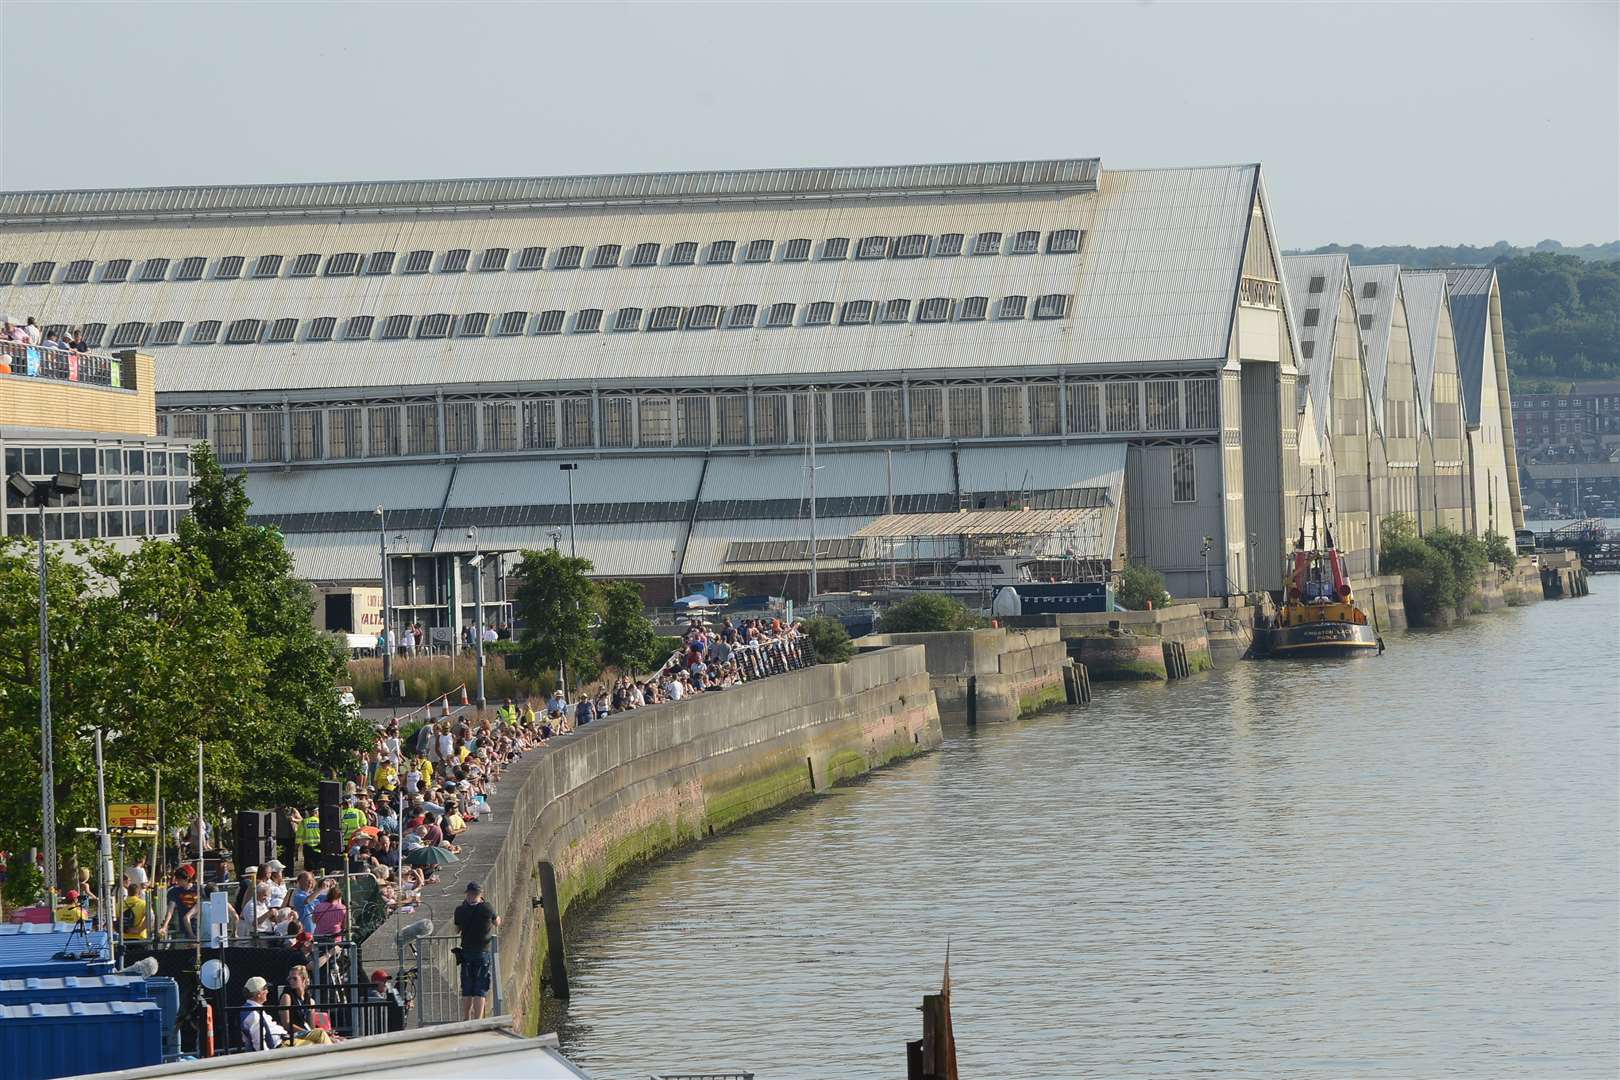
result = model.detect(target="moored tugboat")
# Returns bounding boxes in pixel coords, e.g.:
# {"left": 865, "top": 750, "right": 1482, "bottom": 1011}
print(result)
{"left": 1254, "top": 488, "right": 1383, "bottom": 659}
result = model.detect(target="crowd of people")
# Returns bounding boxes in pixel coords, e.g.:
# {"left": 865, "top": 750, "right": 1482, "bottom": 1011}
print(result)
{"left": 2, "top": 315, "right": 94, "bottom": 351}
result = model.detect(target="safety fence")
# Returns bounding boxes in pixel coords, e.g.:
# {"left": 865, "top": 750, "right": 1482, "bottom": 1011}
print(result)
{"left": 395, "top": 932, "right": 502, "bottom": 1027}
{"left": 0, "top": 339, "right": 128, "bottom": 387}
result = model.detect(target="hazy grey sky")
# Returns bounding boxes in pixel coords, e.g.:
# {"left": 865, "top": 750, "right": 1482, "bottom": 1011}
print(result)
{"left": 2, "top": 1, "right": 1614, "bottom": 248}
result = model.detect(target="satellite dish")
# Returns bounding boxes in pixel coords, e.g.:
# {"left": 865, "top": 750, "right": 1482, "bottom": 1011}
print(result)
{"left": 199, "top": 958, "right": 230, "bottom": 991}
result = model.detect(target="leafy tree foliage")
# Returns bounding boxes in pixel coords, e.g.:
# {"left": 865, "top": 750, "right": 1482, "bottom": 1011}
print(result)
{"left": 877, "top": 593, "right": 978, "bottom": 633}
{"left": 178, "top": 446, "right": 374, "bottom": 806}
{"left": 1, "top": 449, "right": 366, "bottom": 901}
{"left": 1378, "top": 514, "right": 1490, "bottom": 625}
{"left": 1117, "top": 562, "right": 1170, "bottom": 611}
{"left": 799, "top": 616, "right": 854, "bottom": 665}
{"left": 1482, "top": 531, "right": 1516, "bottom": 573}
{"left": 511, "top": 548, "right": 602, "bottom": 686}
{"left": 597, "top": 580, "right": 661, "bottom": 674}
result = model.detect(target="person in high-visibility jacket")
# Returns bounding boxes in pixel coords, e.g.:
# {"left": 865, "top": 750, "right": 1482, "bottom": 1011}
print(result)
{"left": 496, "top": 699, "right": 517, "bottom": 727}
{"left": 339, "top": 802, "right": 367, "bottom": 842}
{"left": 298, "top": 812, "right": 322, "bottom": 871}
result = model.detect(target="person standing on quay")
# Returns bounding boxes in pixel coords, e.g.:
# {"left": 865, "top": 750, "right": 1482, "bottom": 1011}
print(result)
{"left": 454, "top": 881, "right": 500, "bottom": 1020}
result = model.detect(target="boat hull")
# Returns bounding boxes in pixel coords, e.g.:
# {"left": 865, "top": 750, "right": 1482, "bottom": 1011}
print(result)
{"left": 1258, "top": 620, "right": 1381, "bottom": 658}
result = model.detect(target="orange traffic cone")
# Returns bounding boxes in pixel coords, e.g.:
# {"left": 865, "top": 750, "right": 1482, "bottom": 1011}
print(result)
{"left": 440, "top": 696, "right": 451, "bottom": 718}
{"left": 459, "top": 684, "right": 469, "bottom": 707}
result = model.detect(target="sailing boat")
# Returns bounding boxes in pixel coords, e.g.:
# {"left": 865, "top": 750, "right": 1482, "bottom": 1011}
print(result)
{"left": 1254, "top": 480, "right": 1382, "bottom": 658}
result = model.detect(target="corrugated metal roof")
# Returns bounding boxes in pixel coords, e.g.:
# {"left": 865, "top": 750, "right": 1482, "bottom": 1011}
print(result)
{"left": 1400, "top": 270, "right": 1451, "bottom": 424}
{"left": 0, "top": 159, "right": 1102, "bottom": 223}
{"left": 1348, "top": 264, "right": 1404, "bottom": 429}
{"left": 1282, "top": 254, "right": 1351, "bottom": 442}
{"left": 681, "top": 515, "right": 872, "bottom": 575}
{"left": 1442, "top": 266, "right": 1496, "bottom": 426}
{"left": 0, "top": 164, "right": 1255, "bottom": 394}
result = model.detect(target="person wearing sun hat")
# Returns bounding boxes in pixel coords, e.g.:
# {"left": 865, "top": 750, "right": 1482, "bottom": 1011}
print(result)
{"left": 240, "top": 975, "right": 288, "bottom": 1051}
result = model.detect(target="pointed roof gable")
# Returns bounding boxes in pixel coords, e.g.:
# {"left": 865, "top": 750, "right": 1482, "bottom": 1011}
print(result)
{"left": 1348, "top": 264, "right": 1404, "bottom": 428}
{"left": 1400, "top": 269, "right": 1452, "bottom": 424}
{"left": 1282, "top": 253, "right": 1352, "bottom": 440}
{"left": 1442, "top": 266, "right": 1497, "bottom": 426}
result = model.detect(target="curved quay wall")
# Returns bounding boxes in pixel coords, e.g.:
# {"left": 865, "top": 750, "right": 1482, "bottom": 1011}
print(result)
{"left": 377, "top": 644, "right": 942, "bottom": 1032}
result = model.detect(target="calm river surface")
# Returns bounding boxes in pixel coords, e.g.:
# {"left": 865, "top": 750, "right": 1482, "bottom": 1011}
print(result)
{"left": 555, "top": 577, "right": 1619, "bottom": 1079}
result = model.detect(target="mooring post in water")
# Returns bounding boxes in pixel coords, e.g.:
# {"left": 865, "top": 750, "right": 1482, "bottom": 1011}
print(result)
{"left": 537, "top": 860, "right": 570, "bottom": 999}
{"left": 906, "top": 950, "right": 958, "bottom": 1080}
{"left": 965, "top": 675, "right": 977, "bottom": 726}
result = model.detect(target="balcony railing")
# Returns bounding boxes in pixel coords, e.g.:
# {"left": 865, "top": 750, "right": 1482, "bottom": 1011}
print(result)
{"left": 0, "top": 340, "right": 129, "bottom": 388}
{"left": 1239, "top": 276, "right": 1281, "bottom": 309}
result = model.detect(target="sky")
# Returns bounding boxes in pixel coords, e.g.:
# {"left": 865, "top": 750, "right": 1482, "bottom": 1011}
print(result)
{"left": 0, "top": 1, "right": 1614, "bottom": 249}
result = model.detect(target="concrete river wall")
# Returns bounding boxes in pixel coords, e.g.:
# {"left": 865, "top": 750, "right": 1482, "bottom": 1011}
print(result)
{"left": 376, "top": 645, "right": 942, "bottom": 1033}
{"left": 859, "top": 627, "right": 1072, "bottom": 723}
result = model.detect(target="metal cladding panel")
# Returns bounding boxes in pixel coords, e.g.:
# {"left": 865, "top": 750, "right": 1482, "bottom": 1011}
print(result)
{"left": 1348, "top": 264, "right": 1403, "bottom": 428}
{"left": 701, "top": 448, "right": 956, "bottom": 501}
{"left": 1282, "top": 254, "right": 1350, "bottom": 440}
{"left": 282, "top": 522, "right": 687, "bottom": 581}
{"left": 1442, "top": 267, "right": 1496, "bottom": 426}
{"left": 1400, "top": 270, "right": 1450, "bottom": 422}
{"left": 0, "top": 999, "right": 162, "bottom": 1079}
{"left": 0, "top": 163, "right": 1252, "bottom": 395}
{"left": 449, "top": 456, "right": 705, "bottom": 507}
{"left": 682, "top": 515, "right": 873, "bottom": 575}
{"left": 955, "top": 442, "right": 1124, "bottom": 496}
{"left": 0, "top": 925, "right": 114, "bottom": 980}
{"left": 246, "top": 463, "right": 454, "bottom": 515}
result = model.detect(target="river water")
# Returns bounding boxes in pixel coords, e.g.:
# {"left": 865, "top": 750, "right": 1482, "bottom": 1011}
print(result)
{"left": 554, "top": 577, "right": 1619, "bottom": 1079}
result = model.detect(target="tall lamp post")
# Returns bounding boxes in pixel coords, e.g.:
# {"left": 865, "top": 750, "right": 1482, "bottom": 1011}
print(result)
{"left": 1200, "top": 535, "right": 1214, "bottom": 599}
{"left": 8, "top": 469, "right": 82, "bottom": 913}
{"left": 467, "top": 527, "right": 486, "bottom": 710}
{"left": 558, "top": 463, "right": 578, "bottom": 557}
{"left": 375, "top": 506, "right": 392, "bottom": 687}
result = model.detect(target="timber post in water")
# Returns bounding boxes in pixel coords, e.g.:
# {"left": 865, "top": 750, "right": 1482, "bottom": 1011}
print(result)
{"left": 906, "top": 951, "right": 958, "bottom": 1080}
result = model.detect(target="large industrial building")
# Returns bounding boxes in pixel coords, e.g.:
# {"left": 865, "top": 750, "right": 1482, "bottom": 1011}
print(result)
{"left": 0, "top": 156, "right": 1521, "bottom": 627}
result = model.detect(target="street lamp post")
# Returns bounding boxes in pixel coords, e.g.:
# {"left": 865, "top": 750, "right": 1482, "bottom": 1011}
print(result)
{"left": 468, "top": 527, "right": 486, "bottom": 710}
{"left": 558, "top": 463, "right": 578, "bottom": 557}
{"left": 1200, "top": 535, "right": 1214, "bottom": 599}
{"left": 375, "top": 507, "right": 392, "bottom": 687}
{"left": 8, "top": 470, "right": 82, "bottom": 912}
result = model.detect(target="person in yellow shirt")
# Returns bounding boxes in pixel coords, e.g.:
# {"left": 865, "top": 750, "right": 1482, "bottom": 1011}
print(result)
{"left": 122, "top": 879, "right": 150, "bottom": 940}
{"left": 375, "top": 760, "right": 399, "bottom": 792}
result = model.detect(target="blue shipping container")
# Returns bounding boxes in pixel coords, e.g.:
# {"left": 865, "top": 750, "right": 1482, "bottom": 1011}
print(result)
{"left": 0, "top": 1000, "right": 163, "bottom": 1080}
{"left": 0, "top": 974, "right": 150, "bottom": 1005}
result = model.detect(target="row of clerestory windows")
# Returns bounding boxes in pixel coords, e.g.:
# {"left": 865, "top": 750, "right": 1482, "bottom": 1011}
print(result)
{"left": 93, "top": 294, "right": 1073, "bottom": 347}
{"left": 0, "top": 230, "right": 1083, "bottom": 288}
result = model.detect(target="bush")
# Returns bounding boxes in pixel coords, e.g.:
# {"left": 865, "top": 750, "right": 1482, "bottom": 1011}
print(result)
{"left": 800, "top": 616, "right": 854, "bottom": 665}
{"left": 1378, "top": 515, "right": 1489, "bottom": 625}
{"left": 878, "top": 593, "right": 978, "bottom": 633}
{"left": 1117, "top": 562, "right": 1170, "bottom": 611}
{"left": 1482, "top": 531, "right": 1516, "bottom": 573}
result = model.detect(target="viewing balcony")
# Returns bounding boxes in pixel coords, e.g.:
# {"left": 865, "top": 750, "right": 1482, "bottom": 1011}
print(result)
{"left": 0, "top": 342, "right": 156, "bottom": 437}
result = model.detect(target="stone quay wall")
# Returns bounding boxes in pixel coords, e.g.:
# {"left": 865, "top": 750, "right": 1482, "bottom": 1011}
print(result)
{"left": 1007, "top": 605, "right": 1215, "bottom": 681}
{"left": 374, "top": 645, "right": 942, "bottom": 1033}
{"left": 859, "top": 627, "right": 1071, "bottom": 724}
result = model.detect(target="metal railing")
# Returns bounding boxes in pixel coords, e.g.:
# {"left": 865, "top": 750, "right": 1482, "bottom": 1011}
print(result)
{"left": 397, "top": 933, "right": 502, "bottom": 1027}
{"left": 0, "top": 339, "right": 128, "bottom": 387}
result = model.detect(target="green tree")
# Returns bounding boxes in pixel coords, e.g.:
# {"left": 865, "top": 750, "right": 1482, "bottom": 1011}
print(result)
{"left": 799, "top": 616, "right": 853, "bottom": 665}
{"left": 1117, "top": 562, "right": 1170, "bottom": 610}
{"left": 511, "top": 548, "right": 601, "bottom": 686}
{"left": 177, "top": 445, "right": 373, "bottom": 806}
{"left": 1482, "top": 531, "right": 1516, "bottom": 573}
{"left": 597, "top": 580, "right": 659, "bottom": 674}
{"left": 877, "top": 593, "right": 978, "bottom": 633}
